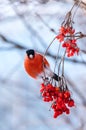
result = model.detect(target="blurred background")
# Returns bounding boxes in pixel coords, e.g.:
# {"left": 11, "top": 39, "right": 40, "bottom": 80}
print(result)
{"left": 0, "top": 0, "right": 86, "bottom": 130}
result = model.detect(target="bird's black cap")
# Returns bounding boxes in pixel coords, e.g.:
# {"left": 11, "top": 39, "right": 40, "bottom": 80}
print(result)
{"left": 26, "top": 49, "right": 35, "bottom": 58}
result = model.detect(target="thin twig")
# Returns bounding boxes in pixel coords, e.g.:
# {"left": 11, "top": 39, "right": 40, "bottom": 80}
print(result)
{"left": 0, "top": 33, "right": 86, "bottom": 65}
{"left": 54, "top": 43, "right": 61, "bottom": 73}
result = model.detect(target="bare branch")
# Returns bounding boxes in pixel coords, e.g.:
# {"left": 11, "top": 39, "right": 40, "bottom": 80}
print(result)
{"left": 0, "top": 34, "right": 26, "bottom": 49}
{"left": 0, "top": 34, "right": 86, "bottom": 65}
{"left": 8, "top": 0, "right": 48, "bottom": 49}
{"left": 35, "top": 13, "right": 57, "bottom": 34}
{"left": 74, "top": 0, "right": 86, "bottom": 10}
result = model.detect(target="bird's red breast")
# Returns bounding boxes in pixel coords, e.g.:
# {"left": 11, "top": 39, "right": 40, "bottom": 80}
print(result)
{"left": 24, "top": 53, "right": 50, "bottom": 78}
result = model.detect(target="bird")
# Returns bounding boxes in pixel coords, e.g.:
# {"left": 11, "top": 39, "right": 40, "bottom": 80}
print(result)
{"left": 24, "top": 49, "right": 61, "bottom": 81}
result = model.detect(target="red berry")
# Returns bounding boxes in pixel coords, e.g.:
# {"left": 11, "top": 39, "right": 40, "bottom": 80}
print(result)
{"left": 53, "top": 112, "right": 58, "bottom": 118}
{"left": 46, "top": 92, "right": 50, "bottom": 96}
{"left": 51, "top": 104, "right": 56, "bottom": 109}
{"left": 42, "top": 92, "right": 46, "bottom": 97}
{"left": 64, "top": 98, "right": 69, "bottom": 104}
{"left": 68, "top": 99, "right": 75, "bottom": 107}
{"left": 66, "top": 108, "right": 70, "bottom": 114}
{"left": 40, "top": 88, "right": 45, "bottom": 93}
{"left": 57, "top": 97, "right": 62, "bottom": 103}
{"left": 41, "top": 83, "right": 45, "bottom": 87}
{"left": 64, "top": 91, "right": 70, "bottom": 99}
{"left": 58, "top": 92, "right": 63, "bottom": 98}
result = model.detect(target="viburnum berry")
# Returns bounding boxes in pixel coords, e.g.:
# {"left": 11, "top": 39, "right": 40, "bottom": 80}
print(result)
{"left": 60, "top": 26, "right": 67, "bottom": 34}
{"left": 67, "top": 27, "right": 75, "bottom": 34}
{"left": 62, "top": 39, "right": 79, "bottom": 57}
{"left": 56, "top": 25, "right": 80, "bottom": 57}
{"left": 68, "top": 99, "right": 75, "bottom": 107}
{"left": 65, "top": 108, "right": 70, "bottom": 114}
{"left": 40, "top": 83, "right": 75, "bottom": 118}
{"left": 56, "top": 34, "right": 64, "bottom": 42}
{"left": 64, "top": 91, "right": 70, "bottom": 99}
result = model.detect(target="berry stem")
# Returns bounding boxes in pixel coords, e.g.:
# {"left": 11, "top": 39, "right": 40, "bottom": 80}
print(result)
{"left": 54, "top": 43, "right": 61, "bottom": 73}
{"left": 58, "top": 50, "right": 66, "bottom": 86}
{"left": 42, "top": 37, "right": 56, "bottom": 78}
{"left": 44, "top": 37, "right": 56, "bottom": 57}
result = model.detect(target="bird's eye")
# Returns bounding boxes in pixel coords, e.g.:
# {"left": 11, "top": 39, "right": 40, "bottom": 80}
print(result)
{"left": 29, "top": 54, "right": 34, "bottom": 59}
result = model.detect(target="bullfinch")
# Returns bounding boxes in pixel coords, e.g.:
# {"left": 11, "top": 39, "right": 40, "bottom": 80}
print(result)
{"left": 24, "top": 49, "right": 60, "bottom": 81}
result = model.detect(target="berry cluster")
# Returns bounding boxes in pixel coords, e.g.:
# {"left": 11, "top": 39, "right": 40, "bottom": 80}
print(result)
{"left": 56, "top": 26, "right": 79, "bottom": 57}
{"left": 62, "top": 39, "right": 79, "bottom": 57}
{"left": 56, "top": 26, "right": 75, "bottom": 42}
{"left": 39, "top": 3, "right": 86, "bottom": 119}
{"left": 40, "top": 83, "right": 75, "bottom": 118}
{"left": 40, "top": 83, "right": 60, "bottom": 102}
{"left": 51, "top": 90, "right": 75, "bottom": 118}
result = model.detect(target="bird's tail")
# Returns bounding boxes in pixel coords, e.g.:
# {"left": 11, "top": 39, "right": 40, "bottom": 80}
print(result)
{"left": 52, "top": 73, "right": 61, "bottom": 81}
{"left": 44, "top": 67, "right": 61, "bottom": 81}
